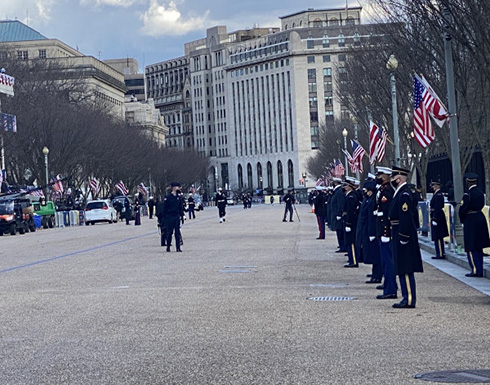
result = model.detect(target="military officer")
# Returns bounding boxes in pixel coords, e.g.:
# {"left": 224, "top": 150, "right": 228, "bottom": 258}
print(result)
{"left": 429, "top": 180, "right": 449, "bottom": 259}
{"left": 215, "top": 187, "right": 227, "bottom": 223}
{"left": 162, "top": 182, "right": 184, "bottom": 252}
{"left": 375, "top": 167, "right": 398, "bottom": 300}
{"left": 342, "top": 178, "right": 359, "bottom": 267}
{"left": 389, "top": 166, "right": 423, "bottom": 308}
{"left": 459, "top": 173, "right": 490, "bottom": 277}
{"left": 330, "top": 178, "right": 346, "bottom": 252}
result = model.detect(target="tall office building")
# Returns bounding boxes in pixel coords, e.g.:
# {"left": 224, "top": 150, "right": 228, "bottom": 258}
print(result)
{"left": 147, "top": 7, "right": 388, "bottom": 194}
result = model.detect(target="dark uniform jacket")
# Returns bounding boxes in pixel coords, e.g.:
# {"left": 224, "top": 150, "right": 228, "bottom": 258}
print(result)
{"left": 330, "top": 185, "right": 345, "bottom": 231}
{"left": 215, "top": 192, "right": 227, "bottom": 208}
{"left": 430, "top": 189, "right": 449, "bottom": 241}
{"left": 375, "top": 182, "right": 393, "bottom": 239}
{"left": 459, "top": 185, "right": 490, "bottom": 252}
{"left": 162, "top": 193, "right": 184, "bottom": 220}
{"left": 356, "top": 194, "right": 380, "bottom": 265}
{"left": 389, "top": 183, "right": 423, "bottom": 275}
{"left": 314, "top": 192, "right": 327, "bottom": 217}
{"left": 282, "top": 193, "right": 294, "bottom": 207}
{"left": 342, "top": 190, "right": 358, "bottom": 245}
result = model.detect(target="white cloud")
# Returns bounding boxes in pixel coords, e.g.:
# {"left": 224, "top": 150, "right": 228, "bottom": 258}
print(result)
{"left": 1, "top": 0, "right": 56, "bottom": 22}
{"left": 79, "top": 0, "right": 143, "bottom": 7}
{"left": 140, "top": 0, "right": 209, "bottom": 37}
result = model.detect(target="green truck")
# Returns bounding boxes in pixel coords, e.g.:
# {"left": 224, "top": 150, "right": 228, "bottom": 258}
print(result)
{"left": 32, "top": 200, "right": 56, "bottom": 228}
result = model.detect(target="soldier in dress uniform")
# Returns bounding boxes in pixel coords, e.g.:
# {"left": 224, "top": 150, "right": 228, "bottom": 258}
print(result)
{"left": 459, "top": 173, "right": 490, "bottom": 277}
{"left": 342, "top": 178, "right": 359, "bottom": 268}
{"left": 314, "top": 186, "right": 327, "bottom": 239}
{"left": 282, "top": 189, "right": 295, "bottom": 222}
{"left": 375, "top": 167, "right": 398, "bottom": 300}
{"left": 215, "top": 187, "right": 227, "bottom": 223}
{"left": 389, "top": 166, "right": 423, "bottom": 308}
{"left": 162, "top": 182, "right": 184, "bottom": 252}
{"left": 429, "top": 180, "right": 449, "bottom": 259}
{"left": 330, "top": 178, "right": 346, "bottom": 252}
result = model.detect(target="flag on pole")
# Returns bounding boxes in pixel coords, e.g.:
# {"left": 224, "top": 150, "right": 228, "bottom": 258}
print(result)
{"left": 351, "top": 139, "right": 365, "bottom": 173}
{"left": 369, "top": 121, "right": 388, "bottom": 164}
{"left": 413, "top": 75, "right": 434, "bottom": 147}
{"left": 90, "top": 177, "right": 100, "bottom": 194}
{"left": 418, "top": 74, "right": 450, "bottom": 128}
{"left": 115, "top": 180, "right": 128, "bottom": 196}
{"left": 138, "top": 182, "right": 148, "bottom": 196}
{"left": 51, "top": 174, "right": 64, "bottom": 193}
{"left": 332, "top": 159, "right": 345, "bottom": 177}
{"left": 342, "top": 149, "right": 358, "bottom": 174}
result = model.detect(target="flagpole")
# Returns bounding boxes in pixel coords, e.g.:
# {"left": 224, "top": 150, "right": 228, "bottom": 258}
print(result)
{"left": 342, "top": 128, "right": 349, "bottom": 177}
{"left": 442, "top": 4, "right": 464, "bottom": 250}
{"left": 353, "top": 119, "right": 360, "bottom": 180}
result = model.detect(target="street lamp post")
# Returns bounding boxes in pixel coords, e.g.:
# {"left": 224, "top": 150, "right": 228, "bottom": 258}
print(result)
{"left": 386, "top": 54, "right": 400, "bottom": 167}
{"left": 342, "top": 128, "right": 348, "bottom": 177}
{"left": 42, "top": 146, "right": 49, "bottom": 187}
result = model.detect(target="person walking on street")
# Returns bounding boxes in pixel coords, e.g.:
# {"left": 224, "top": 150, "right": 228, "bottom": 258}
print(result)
{"left": 388, "top": 166, "right": 423, "bottom": 309}
{"left": 187, "top": 194, "right": 196, "bottom": 219}
{"left": 124, "top": 198, "right": 131, "bottom": 225}
{"left": 270, "top": 196, "right": 274, "bottom": 205}
{"left": 459, "top": 173, "right": 490, "bottom": 277}
{"left": 429, "top": 180, "right": 448, "bottom": 259}
{"left": 162, "top": 182, "right": 184, "bottom": 252}
{"left": 282, "top": 189, "right": 295, "bottom": 222}
{"left": 215, "top": 187, "right": 227, "bottom": 223}
{"left": 148, "top": 196, "right": 155, "bottom": 219}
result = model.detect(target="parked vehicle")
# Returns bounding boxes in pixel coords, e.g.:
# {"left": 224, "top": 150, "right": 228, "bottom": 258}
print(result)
{"left": 0, "top": 197, "right": 36, "bottom": 235}
{"left": 192, "top": 194, "right": 204, "bottom": 211}
{"left": 32, "top": 200, "right": 56, "bottom": 228}
{"left": 84, "top": 199, "right": 117, "bottom": 225}
{"left": 112, "top": 196, "right": 134, "bottom": 220}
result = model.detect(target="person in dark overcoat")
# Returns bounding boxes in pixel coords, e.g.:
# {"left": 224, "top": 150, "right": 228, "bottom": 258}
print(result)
{"left": 282, "top": 189, "right": 295, "bottom": 222}
{"left": 147, "top": 196, "right": 155, "bottom": 219}
{"left": 459, "top": 173, "right": 490, "bottom": 277}
{"left": 162, "top": 182, "right": 184, "bottom": 252}
{"left": 389, "top": 166, "right": 423, "bottom": 309}
{"left": 429, "top": 180, "right": 449, "bottom": 259}
{"left": 342, "top": 178, "right": 359, "bottom": 267}
{"left": 375, "top": 167, "right": 398, "bottom": 300}
{"left": 215, "top": 188, "right": 227, "bottom": 223}
{"left": 314, "top": 187, "right": 327, "bottom": 239}
{"left": 358, "top": 180, "right": 382, "bottom": 283}
{"left": 330, "top": 178, "right": 346, "bottom": 252}
{"left": 134, "top": 197, "right": 141, "bottom": 226}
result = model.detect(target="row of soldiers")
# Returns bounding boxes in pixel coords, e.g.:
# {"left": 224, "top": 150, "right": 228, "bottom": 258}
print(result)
{"left": 313, "top": 167, "right": 490, "bottom": 308}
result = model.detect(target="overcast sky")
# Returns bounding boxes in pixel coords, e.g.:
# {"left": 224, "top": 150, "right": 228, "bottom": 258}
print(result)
{"left": 2, "top": 0, "right": 366, "bottom": 71}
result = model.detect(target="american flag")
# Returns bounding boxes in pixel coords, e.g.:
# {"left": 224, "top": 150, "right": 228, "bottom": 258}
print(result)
{"left": 0, "top": 169, "right": 3, "bottom": 187}
{"left": 418, "top": 74, "right": 450, "bottom": 128}
{"left": 51, "top": 174, "right": 64, "bottom": 193}
{"left": 315, "top": 177, "right": 325, "bottom": 187}
{"left": 115, "top": 180, "right": 128, "bottom": 196}
{"left": 351, "top": 140, "right": 365, "bottom": 173}
{"left": 332, "top": 159, "right": 345, "bottom": 177}
{"left": 27, "top": 187, "right": 44, "bottom": 197}
{"left": 413, "top": 75, "right": 435, "bottom": 148}
{"left": 369, "top": 121, "right": 387, "bottom": 164}
{"left": 342, "top": 149, "right": 358, "bottom": 173}
{"left": 138, "top": 182, "right": 148, "bottom": 196}
{"left": 90, "top": 178, "right": 100, "bottom": 194}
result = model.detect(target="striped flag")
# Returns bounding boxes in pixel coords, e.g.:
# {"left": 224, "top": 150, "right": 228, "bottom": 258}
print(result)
{"left": 332, "top": 159, "right": 345, "bottom": 177}
{"left": 138, "top": 182, "right": 148, "bottom": 196}
{"left": 342, "top": 149, "right": 358, "bottom": 174}
{"left": 115, "top": 180, "right": 128, "bottom": 196}
{"left": 351, "top": 139, "right": 365, "bottom": 173}
{"left": 90, "top": 178, "right": 100, "bottom": 194}
{"left": 418, "top": 74, "right": 450, "bottom": 128}
{"left": 51, "top": 174, "right": 64, "bottom": 193}
{"left": 413, "top": 75, "right": 435, "bottom": 148}
{"left": 369, "top": 121, "right": 388, "bottom": 164}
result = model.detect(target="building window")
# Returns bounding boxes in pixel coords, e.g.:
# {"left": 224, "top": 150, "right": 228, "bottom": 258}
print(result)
{"left": 322, "top": 34, "right": 330, "bottom": 48}
{"left": 307, "top": 56, "right": 315, "bottom": 64}
{"left": 17, "top": 50, "right": 28, "bottom": 60}
{"left": 39, "top": 49, "right": 46, "bottom": 59}
{"left": 309, "top": 97, "right": 318, "bottom": 108}
{"left": 323, "top": 68, "right": 332, "bottom": 77}
{"left": 307, "top": 39, "right": 314, "bottom": 49}
{"left": 341, "top": 108, "right": 350, "bottom": 121}
{"left": 329, "top": 18, "right": 339, "bottom": 26}
{"left": 311, "top": 139, "right": 319, "bottom": 150}
{"left": 338, "top": 53, "right": 346, "bottom": 62}
{"left": 324, "top": 96, "right": 333, "bottom": 107}
{"left": 338, "top": 33, "right": 345, "bottom": 47}
{"left": 307, "top": 69, "right": 316, "bottom": 79}
{"left": 324, "top": 80, "right": 333, "bottom": 92}
{"left": 310, "top": 125, "right": 319, "bottom": 136}
{"left": 354, "top": 33, "right": 361, "bottom": 46}
{"left": 325, "top": 110, "right": 334, "bottom": 122}
{"left": 323, "top": 55, "right": 331, "bottom": 63}
{"left": 308, "top": 83, "right": 317, "bottom": 93}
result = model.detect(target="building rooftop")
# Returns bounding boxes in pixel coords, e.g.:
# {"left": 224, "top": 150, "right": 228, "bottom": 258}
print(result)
{"left": 0, "top": 20, "right": 48, "bottom": 42}
{"left": 279, "top": 7, "right": 362, "bottom": 19}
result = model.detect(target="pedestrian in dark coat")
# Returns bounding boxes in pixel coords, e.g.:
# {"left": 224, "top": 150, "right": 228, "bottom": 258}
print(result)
{"left": 187, "top": 195, "right": 196, "bottom": 219}
{"left": 330, "top": 178, "right": 345, "bottom": 252}
{"left": 162, "top": 182, "right": 184, "bottom": 252}
{"left": 389, "top": 166, "right": 423, "bottom": 309}
{"left": 282, "top": 190, "right": 295, "bottom": 222}
{"left": 343, "top": 179, "right": 359, "bottom": 267}
{"left": 459, "top": 173, "right": 490, "bottom": 277}
{"left": 429, "top": 181, "right": 449, "bottom": 259}
{"left": 215, "top": 188, "right": 227, "bottom": 222}
{"left": 124, "top": 198, "right": 131, "bottom": 225}
{"left": 148, "top": 197, "right": 155, "bottom": 219}
{"left": 314, "top": 188, "right": 327, "bottom": 239}
{"left": 134, "top": 197, "right": 141, "bottom": 226}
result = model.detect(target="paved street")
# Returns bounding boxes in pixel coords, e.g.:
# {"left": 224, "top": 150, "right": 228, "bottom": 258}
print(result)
{"left": 0, "top": 203, "right": 489, "bottom": 385}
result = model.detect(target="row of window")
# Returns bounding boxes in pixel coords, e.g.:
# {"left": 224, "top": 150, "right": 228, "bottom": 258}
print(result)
{"left": 283, "top": 17, "right": 356, "bottom": 30}
{"left": 237, "top": 160, "right": 295, "bottom": 190}
{"left": 230, "top": 59, "right": 290, "bottom": 79}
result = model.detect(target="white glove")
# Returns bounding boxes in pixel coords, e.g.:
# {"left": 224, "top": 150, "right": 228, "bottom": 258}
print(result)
{"left": 369, "top": 236, "right": 375, "bottom": 242}
{"left": 381, "top": 236, "right": 390, "bottom": 243}
{"left": 336, "top": 216, "right": 341, "bottom": 220}
{"left": 345, "top": 227, "right": 351, "bottom": 232}
{"left": 400, "top": 240, "right": 409, "bottom": 245}
{"left": 432, "top": 221, "right": 437, "bottom": 226}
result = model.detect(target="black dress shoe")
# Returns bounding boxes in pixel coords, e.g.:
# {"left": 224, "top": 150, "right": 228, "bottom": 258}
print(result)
{"left": 376, "top": 285, "right": 384, "bottom": 290}
{"left": 289, "top": 220, "right": 294, "bottom": 222}
{"left": 365, "top": 279, "right": 382, "bottom": 284}
{"left": 166, "top": 247, "right": 171, "bottom": 252}
{"left": 392, "top": 302, "right": 415, "bottom": 309}
{"left": 343, "top": 263, "right": 359, "bottom": 268}
{"left": 316, "top": 237, "right": 325, "bottom": 240}
{"left": 465, "top": 273, "right": 483, "bottom": 277}
{"left": 366, "top": 274, "right": 372, "bottom": 278}
{"left": 335, "top": 249, "right": 346, "bottom": 253}
{"left": 376, "top": 294, "right": 397, "bottom": 299}
{"left": 282, "top": 219, "right": 287, "bottom": 222}
{"left": 176, "top": 249, "right": 182, "bottom": 252}
{"left": 431, "top": 256, "right": 445, "bottom": 260}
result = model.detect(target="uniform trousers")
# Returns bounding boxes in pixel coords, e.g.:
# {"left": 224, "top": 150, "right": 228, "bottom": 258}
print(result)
{"left": 434, "top": 238, "right": 445, "bottom": 258}
{"left": 316, "top": 215, "right": 326, "bottom": 238}
{"left": 336, "top": 229, "right": 345, "bottom": 251}
{"left": 346, "top": 240, "right": 357, "bottom": 265}
{"left": 467, "top": 250, "right": 484, "bottom": 276}
{"left": 165, "top": 216, "right": 182, "bottom": 250}
{"left": 398, "top": 273, "right": 416, "bottom": 307}
{"left": 379, "top": 241, "right": 397, "bottom": 295}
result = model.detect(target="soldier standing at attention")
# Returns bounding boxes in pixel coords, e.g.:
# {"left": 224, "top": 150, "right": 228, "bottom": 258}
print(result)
{"left": 459, "top": 173, "right": 490, "bottom": 277}
{"left": 162, "top": 182, "right": 184, "bottom": 252}
{"left": 388, "top": 166, "right": 423, "bottom": 309}
{"left": 429, "top": 180, "right": 449, "bottom": 259}
{"left": 314, "top": 187, "right": 327, "bottom": 239}
{"left": 375, "top": 167, "right": 398, "bottom": 300}
{"left": 342, "top": 178, "right": 359, "bottom": 268}
{"left": 215, "top": 187, "right": 227, "bottom": 223}
{"left": 330, "top": 178, "right": 346, "bottom": 252}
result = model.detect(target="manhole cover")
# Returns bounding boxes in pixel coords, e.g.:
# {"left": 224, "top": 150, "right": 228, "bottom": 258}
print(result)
{"left": 310, "top": 283, "right": 350, "bottom": 288}
{"left": 415, "top": 370, "right": 490, "bottom": 383}
{"left": 307, "top": 296, "right": 357, "bottom": 301}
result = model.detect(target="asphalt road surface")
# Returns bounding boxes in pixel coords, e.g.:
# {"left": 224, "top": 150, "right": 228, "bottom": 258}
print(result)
{"left": 0, "top": 204, "right": 489, "bottom": 384}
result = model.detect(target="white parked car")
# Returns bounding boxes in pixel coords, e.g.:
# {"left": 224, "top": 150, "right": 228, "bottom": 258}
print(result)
{"left": 84, "top": 199, "right": 117, "bottom": 225}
